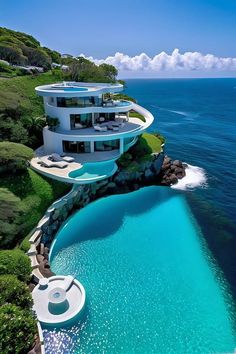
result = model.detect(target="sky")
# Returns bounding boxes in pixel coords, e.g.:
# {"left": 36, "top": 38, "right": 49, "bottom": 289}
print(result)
{"left": 1, "top": 0, "right": 236, "bottom": 78}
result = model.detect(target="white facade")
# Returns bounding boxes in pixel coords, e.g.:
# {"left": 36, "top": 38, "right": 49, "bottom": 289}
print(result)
{"left": 35, "top": 82, "right": 154, "bottom": 159}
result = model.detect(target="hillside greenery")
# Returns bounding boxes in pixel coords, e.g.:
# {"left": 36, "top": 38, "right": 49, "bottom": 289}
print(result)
{"left": 0, "top": 168, "right": 69, "bottom": 248}
{"left": 0, "top": 27, "right": 60, "bottom": 70}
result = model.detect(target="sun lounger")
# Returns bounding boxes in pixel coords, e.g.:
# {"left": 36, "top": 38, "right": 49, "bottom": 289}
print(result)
{"left": 39, "top": 157, "right": 68, "bottom": 169}
{"left": 50, "top": 153, "right": 74, "bottom": 163}
{"left": 62, "top": 155, "right": 74, "bottom": 163}
{"left": 94, "top": 125, "right": 108, "bottom": 132}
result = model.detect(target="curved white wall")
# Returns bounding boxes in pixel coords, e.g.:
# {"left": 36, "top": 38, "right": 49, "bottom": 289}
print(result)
{"left": 45, "top": 101, "right": 134, "bottom": 131}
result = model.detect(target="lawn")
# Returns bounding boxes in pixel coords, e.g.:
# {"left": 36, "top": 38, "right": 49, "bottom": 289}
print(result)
{"left": 141, "top": 132, "right": 163, "bottom": 153}
{"left": 0, "top": 168, "right": 69, "bottom": 244}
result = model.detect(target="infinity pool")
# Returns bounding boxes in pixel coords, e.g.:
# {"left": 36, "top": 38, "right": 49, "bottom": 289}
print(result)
{"left": 46, "top": 187, "right": 236, "bottom": 353}
{"left": 69, "top": 161, "right": 117, "bottom": 183}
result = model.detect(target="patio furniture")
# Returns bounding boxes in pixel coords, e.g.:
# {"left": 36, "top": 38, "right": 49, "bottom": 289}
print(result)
{"left": 39, "top": 157, "right": 68, "bottom": 169}
{"left": 112, "top": 126, "right": 119, "bottom": 131}
{"left": 50, "top": 153, "right": 74, "bottom": 163}
{"left": 94, "top": 125, "right": 108, "bottom": 132}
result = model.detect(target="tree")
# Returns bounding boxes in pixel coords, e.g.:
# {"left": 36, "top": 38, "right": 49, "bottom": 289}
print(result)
{"left": 100, "top": 63, "right": 118, "bottom": 82}
{"left": 0, "top": 141, "right": 34, "bottom": 173}
{"left": 0, "top": 188, "right": 24, "bottom": 248}
{"left": 0, "top": 304, "right": 37, "bottom": 354}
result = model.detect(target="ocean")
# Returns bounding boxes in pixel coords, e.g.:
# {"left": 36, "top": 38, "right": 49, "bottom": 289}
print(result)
{"left": 125, "top": 78, "right": 236, "bottom": 296}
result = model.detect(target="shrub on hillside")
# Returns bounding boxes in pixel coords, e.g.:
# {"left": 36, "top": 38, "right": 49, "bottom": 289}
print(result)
{"left": 0, "top": 44, "right": 26, "bottom": 65}
{"left": 22, "top": 46, "right": 51, "bottom": 69}
{"left": 0, "top": 275, "right": 33, "bottom": 308}
{"left": 0, "top": 249, "right": 31, "bottom": 282}
{"left": 0, "top": 141, "right": 34, "bottom": 172}
{"left": 0, "top": 188, "right": 24, "bottom": 248}
{"left": 0, "top": 304, "right": 36, "bottom": 354}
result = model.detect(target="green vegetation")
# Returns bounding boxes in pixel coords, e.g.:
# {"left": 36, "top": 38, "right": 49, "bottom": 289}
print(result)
{"left": 129, "top": 110, "right": 145, "bottom": 122}
{"left": 0, "top": 142, "right": 34, "bottom": 172}
{"left": 0, "top": 304, "right": 37, "bottom": 354}
{"left": 65, "top": 57, "right": 118, "bottom": 83}
{"left": 0, "top": 189, "right": 24, "bottom": 248}
{"left": 139, "top": 133, "right": 163, "bottom": 154}
{"left": 118, "top": 133, "right": 164, "bottom": 171}
{"left": 0, "top": 275, "right": 33, "bottom": 308}
{"left": 0, "top": 249, "right": 31, "bottom": 282}
{"left": 46, "top": 116, "right": 60, "bottom": 131}
{"left": 0, "top": 27, "right": 57, "bottom": 69}
{"left": 0, "top": 169, "right": 69, "bottom": 247}
{"left": 113, "top": 93, "right": 137, "bottom": 102}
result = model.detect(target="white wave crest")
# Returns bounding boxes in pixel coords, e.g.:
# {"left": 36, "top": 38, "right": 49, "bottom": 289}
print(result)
{"left": 171, "top": 164, "right": 207, "bottom": 190}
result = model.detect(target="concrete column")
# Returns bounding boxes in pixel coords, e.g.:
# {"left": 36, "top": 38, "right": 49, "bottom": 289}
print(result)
{"left": 90, "top": 141, "right": 94, "bottom": 153}
{"left": 120, "top": 138, "right": 124, "bottom": 154}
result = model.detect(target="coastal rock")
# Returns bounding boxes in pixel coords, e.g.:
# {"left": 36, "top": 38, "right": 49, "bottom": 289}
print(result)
{"left": 172, "top": 160, "right": 182, "bottom": 167}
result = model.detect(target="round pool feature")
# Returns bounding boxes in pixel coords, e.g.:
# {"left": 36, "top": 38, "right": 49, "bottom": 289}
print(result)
{"left": 48, "top": 287, "right": 66, "bottom": 304}
{"left": 32, "top": 275, "right": 86, "bottom": 325}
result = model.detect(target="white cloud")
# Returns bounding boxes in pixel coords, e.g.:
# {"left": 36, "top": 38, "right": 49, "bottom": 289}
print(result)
{"left": 79, "top": 49, "right": 236, "bottom": 72}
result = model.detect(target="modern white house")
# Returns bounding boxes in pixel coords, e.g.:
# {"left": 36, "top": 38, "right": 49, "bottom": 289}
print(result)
{"left": 31, "top": 82, "right": 154, "bottom": 184}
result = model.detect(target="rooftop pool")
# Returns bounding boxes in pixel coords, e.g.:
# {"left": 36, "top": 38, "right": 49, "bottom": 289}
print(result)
{"left": 62, "top": 87, "right": 88, "bottom": 92}
{"left": 46, "top": 187, "right": 236, "bottom": 353}
{"left": 68, "top": 161, "right": 117, "bottom": 183}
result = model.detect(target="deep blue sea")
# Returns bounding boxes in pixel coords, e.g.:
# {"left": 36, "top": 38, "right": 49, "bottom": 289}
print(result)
{"left": 125, "top": 78, "right": 236, "bottom": 295}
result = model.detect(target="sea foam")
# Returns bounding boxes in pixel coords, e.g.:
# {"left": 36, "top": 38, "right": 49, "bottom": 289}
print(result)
{"left": 171, "top": 163, "right": 207, "bottom": 190}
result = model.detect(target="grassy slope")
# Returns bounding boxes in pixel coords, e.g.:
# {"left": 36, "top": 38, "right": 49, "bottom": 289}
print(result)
{"left": 0, "top": 169, "right": 69, "bottom": 243}
{"left": 0, "top": 71, "right": 62, "bottom": 114}
{"left": 142, "top": 133, "right": 162, "bottom": 153}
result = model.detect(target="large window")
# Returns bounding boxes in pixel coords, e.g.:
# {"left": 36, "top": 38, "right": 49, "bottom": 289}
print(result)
{"left": 57, "top": 96, "right": 102, "bottom": 108}
{"left": 94, "top": 139, "right": 120, "bottom": 151}
{"left": 70, "top": 114, "right": 92, "bottom": 129}
{"left": 63, "top": 141, "right": 91, "bottom": 153}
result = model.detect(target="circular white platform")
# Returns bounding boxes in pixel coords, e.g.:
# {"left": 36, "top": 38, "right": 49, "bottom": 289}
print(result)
{"left": 32, "top": 275, "right": 86, "bottom": 325}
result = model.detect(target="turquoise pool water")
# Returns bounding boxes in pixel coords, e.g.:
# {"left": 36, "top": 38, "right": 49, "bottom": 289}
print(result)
{"left": 115, "top": 100, "right": 132, "bottom": 106}
{"left": 63, "top": 87, "right": 88, "bottom": 92}
{"left": 47, "top": 187, "right": 236, "bottom": 353}
{"left": 68, "top": 161, "right": 117, "bottom": 183}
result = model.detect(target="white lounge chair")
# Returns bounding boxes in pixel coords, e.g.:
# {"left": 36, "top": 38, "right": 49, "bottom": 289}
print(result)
{"left": 50, "top": 153, "right": 74, "bottom": 163}
{"left": 39, "top": 157, "right": 68, "bottom": 169}
{"left": 94, "top": 125, "right": 108, "bottom": 132}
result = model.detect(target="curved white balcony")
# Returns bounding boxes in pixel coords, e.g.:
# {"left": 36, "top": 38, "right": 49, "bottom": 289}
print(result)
{"left": 45, "top": 100, "right": 133, "bottom": 121}
{"left": 43, "top": 103, "right": 153, "bottom": 143}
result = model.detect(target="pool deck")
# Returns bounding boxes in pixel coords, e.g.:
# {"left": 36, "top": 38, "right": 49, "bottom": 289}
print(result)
{"left": 30, "top": 148, "right": 119, "bottom": 183}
